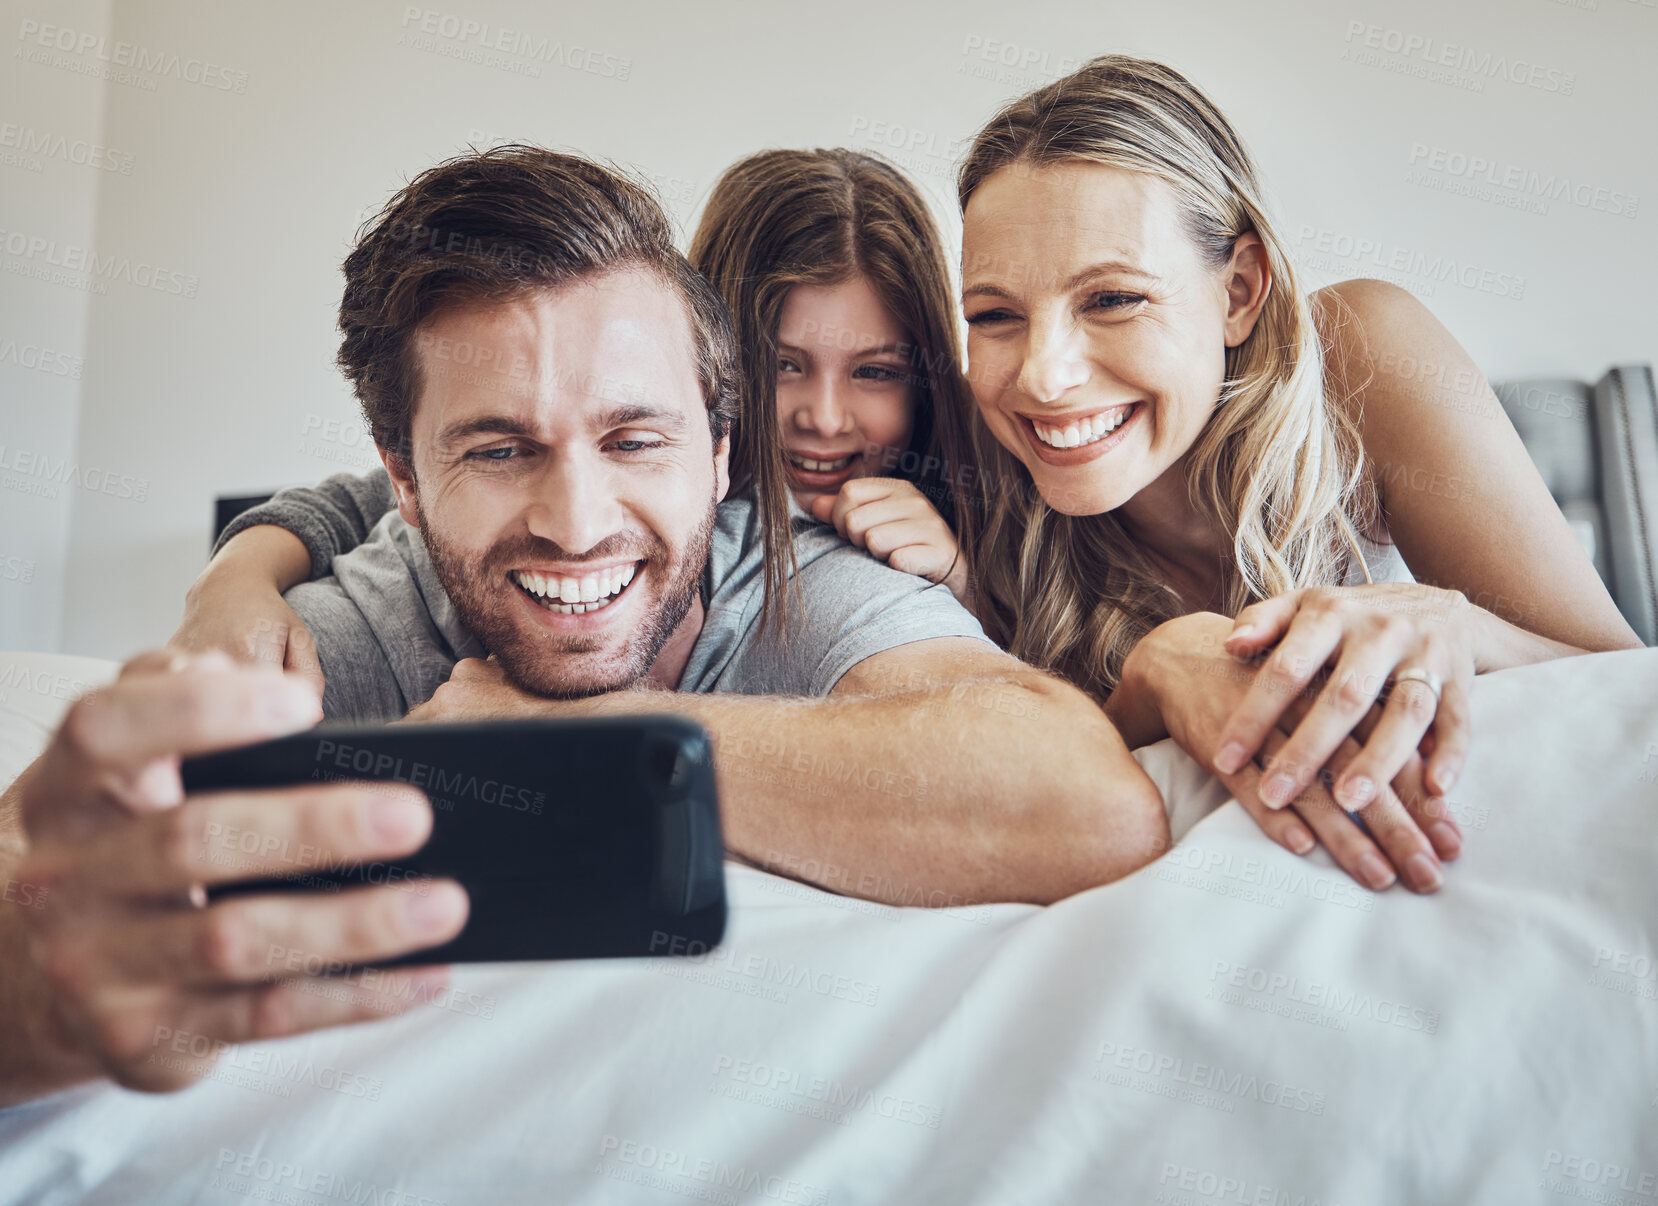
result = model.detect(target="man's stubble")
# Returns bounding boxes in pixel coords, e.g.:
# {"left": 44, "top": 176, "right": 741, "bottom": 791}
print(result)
{"left": 416, "top": 488, "right": 716, "bottom": 700}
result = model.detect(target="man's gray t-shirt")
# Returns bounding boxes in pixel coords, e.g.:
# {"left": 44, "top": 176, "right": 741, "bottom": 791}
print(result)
{"left": 287, "top": 495, "right": 993, "bottom": 721}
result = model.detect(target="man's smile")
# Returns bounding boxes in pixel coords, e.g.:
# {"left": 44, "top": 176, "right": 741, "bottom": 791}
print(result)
{"left": 510, "top": 561, "right": 643, "bottom": 616}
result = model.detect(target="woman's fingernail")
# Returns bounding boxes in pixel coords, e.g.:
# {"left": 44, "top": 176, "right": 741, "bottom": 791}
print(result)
{"left": 1434, "top": 767, "right": 1459, "bottom": 794}
{"left": 1214, "top": 742, "right": 1249, "bottom": 774}
{"left": 1231, "top": 625, "right": 1256, "bottom": 639}
{"left": 1405, "top": 853, "right": 1444, "bottom": 892}
{"left": 1358, "top": 853, "right": 1396, "bottom": 891}
{"left": 1338, "top": 776, "right": 1376, "bottom": 809}
{"left": 1428, "top": 822, "right": 1463, "bottom": 859}
{"left": 1260, "top": 772, "right": 1297, "bottom": 808}
{"left": 1284, "top": 825, "right": 1315, "bottom": 855}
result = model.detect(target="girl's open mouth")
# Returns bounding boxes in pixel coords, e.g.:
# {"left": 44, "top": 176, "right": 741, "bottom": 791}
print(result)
{"left": 785, "top": 450, "right": 861, "bottom": 489}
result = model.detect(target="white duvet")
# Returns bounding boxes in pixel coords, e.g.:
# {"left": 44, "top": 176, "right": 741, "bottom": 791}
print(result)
{"left": 0, "top": 649, "right": 1655, "bottom": 1206}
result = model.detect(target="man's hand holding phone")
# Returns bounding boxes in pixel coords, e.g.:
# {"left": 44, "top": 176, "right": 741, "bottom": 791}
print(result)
{"left": 5, "top": 650, "right": 467, "bottom": 1099}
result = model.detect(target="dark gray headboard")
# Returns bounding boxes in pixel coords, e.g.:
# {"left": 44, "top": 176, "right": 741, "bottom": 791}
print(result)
{"left": 1493, "top": 364, "right": 1658, "bottom": 646}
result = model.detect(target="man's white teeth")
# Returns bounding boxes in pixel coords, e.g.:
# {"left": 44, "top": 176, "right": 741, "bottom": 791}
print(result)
{"left": 511, "top": 564, "right": 637, "bottom": 614}
{"left": 789, "top": 453, "right": 855, "bottom": 473}
{"left": 1032, "top": 406, "right": 1135, "bottom": 449}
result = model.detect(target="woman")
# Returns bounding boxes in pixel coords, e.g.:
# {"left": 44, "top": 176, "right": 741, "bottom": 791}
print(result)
{"left": 932, "top": 55, "right": 1643, "bottom": 889}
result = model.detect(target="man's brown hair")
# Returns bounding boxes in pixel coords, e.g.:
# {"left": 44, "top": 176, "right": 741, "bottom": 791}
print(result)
{"left": 338, "top": 144, "right": 739, "bottom": 461}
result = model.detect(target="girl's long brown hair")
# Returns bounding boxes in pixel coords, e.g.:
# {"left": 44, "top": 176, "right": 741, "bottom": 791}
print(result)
{"left": 689, "top": 148, "right": 977, "bottom": 635}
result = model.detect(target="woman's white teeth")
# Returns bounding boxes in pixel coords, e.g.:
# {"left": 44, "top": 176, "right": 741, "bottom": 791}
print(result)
{"left": 512, "top": 564, "right": 637, "bottom": 614}
{"left": 1033, "top": 407, "right": 1134, "bottom": 449}
{"left": 789, "top": 453, "right": 855, "bottom": 472}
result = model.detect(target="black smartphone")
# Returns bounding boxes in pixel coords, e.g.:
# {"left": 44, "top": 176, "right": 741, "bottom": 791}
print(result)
{"left": 179, "top": 716, "right": 726, "bottom": 964}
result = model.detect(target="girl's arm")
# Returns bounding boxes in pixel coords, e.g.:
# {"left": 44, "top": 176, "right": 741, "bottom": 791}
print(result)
{"left": 170, "top": 468, "right": 400, "bottom": 690}
{"left": 212, "top": 466, "right": 399, "bottom": 580}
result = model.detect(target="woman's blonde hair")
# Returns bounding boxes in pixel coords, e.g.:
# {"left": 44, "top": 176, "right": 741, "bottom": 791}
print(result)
{"left": 689, "top": 148, "right": 977, "bottom": 635}
{"left": 951, "top": 55, "right": 1373, "bottom": 700}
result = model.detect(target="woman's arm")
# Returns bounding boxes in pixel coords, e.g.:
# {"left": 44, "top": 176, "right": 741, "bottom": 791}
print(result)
{"left": 1207, "top": 281, "right": 1641, "bottom": 826}
{"left": 1317, "top": 277, "right": 1643, "bottom": 656}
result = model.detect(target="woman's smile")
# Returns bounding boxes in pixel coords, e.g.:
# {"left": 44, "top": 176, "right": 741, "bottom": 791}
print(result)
{"left": 1017, "top": 401, "right": 1145, "bottom": 466}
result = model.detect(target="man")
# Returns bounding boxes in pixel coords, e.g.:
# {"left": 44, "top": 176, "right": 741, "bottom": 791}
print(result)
{"left": 0, "top": 148, "right": 1168, "bottom": 1105}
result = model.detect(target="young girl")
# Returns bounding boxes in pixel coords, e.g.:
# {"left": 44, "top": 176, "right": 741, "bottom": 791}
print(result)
{"left": 686, "top": 148, "right": 975, "bottom": 623}
{"left": 172, "top": 147, "right": 972, "bottom": 673}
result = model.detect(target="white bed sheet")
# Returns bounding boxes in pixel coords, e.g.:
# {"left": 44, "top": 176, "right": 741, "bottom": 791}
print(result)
{"left": 0, "top": 649, "right": 1654, "bottom": 1205}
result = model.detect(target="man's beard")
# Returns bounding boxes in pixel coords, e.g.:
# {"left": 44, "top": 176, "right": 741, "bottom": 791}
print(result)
{"left": 417, "top": 494, "right": 717, "bottom": 699}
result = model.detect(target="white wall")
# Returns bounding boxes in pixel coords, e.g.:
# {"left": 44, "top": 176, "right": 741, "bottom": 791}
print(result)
{"left": 0, "top": 0, "right": 111, "bottom": 651}
{"left": 2, "top": 0, "right": 1654, "bottom": 657}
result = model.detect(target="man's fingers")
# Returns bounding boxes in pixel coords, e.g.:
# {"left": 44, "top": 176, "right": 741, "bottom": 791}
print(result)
{"left": 51, "top": 659, "right": 321, "bottom": 781}
{"left": 95, "top": 882, "right": 468, "bottom": 987}
{"left": 72, "top": 782, "right": 432, "bottom": 898}
{"left": 25, "top": 660, "right": 324, "bottom": 840}
{"left": 98, "top": 967, "right": 452, "bottom": 1092}
{"left": 208, "top": 964, "right": 453, "bottom": 1044}
{"left": 121, "top": 649, "right": 211, "bottom": 679}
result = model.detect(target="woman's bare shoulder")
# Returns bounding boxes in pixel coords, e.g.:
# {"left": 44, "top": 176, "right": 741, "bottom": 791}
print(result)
{"left": 1310, "top": 278, "right": 1432, "bottom": 369}
{"left": 1310, "top": 278, "right": 1466, "bottom": 427}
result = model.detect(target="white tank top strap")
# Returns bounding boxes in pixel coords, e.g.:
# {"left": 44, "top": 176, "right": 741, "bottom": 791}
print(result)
{"left": 1343, "top": 528, "right": 1415, "bottom": 586}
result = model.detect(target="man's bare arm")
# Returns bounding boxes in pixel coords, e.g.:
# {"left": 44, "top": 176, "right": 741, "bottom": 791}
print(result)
{"left": 420, "top": 640, "right": 1171, "bottom": 906}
